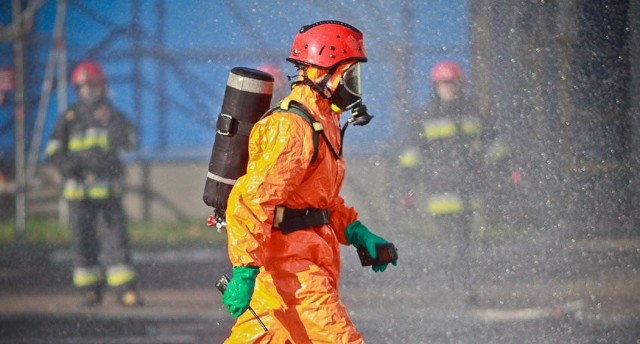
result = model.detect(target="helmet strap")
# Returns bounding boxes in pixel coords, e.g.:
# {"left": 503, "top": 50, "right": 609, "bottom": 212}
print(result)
{"left": 291, "top": 65, "right": 336, "bottom": 99}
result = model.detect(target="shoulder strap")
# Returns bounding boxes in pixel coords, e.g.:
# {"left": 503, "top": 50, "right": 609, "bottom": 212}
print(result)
{"left": 280, "top": 101, "right": 342, "bottom": 164}
{"left": 282, "top": 101, "right": 322, "bottom": 163}
{"left": 269, "top": 100, "right": 341, "bottom": 164}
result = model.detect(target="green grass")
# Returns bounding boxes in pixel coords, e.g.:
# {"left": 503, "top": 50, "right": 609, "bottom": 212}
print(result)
{"left": 0, "top": 217, "right": 227, "bottom": 248}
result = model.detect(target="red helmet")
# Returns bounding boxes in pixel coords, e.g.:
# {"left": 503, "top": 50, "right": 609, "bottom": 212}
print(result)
{"left": 258, "top": 63, "right": 283, "bottom": 80}
{"left": 287, "top": 20, "right": 367, "bottom": 69}
{"left": 71, "top": 60, "right": 106, "bottom": 86}
{"left": 430, "top": 60, "right": 464, "bottom": 83}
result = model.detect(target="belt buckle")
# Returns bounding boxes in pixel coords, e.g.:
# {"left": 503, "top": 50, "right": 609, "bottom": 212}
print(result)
{"left": 273, "top": 206, "right": 285, "bottom": 228}
{"left": 320, "top": 210, "right": 329, "bottom": 224}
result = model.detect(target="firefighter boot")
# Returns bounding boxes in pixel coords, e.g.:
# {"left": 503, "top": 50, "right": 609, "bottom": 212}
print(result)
{"left": 80, "top": 282, "right": 105, "bottom": 307}
{"left": 115, "top": 283, "right": 144, "bottom": 307}
{"left": 107, "top": 264, "right": 143, "bottom": 307}
{"left": 74, "top": 267, "right": 106, "bottom": 307}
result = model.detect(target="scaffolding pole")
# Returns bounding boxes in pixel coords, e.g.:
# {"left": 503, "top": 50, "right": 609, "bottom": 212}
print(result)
{"left": 27, "top": 0, "right": 67, "bottom": 184}
{"left": 12, "top": 0, "right": 27, "bottom": 241}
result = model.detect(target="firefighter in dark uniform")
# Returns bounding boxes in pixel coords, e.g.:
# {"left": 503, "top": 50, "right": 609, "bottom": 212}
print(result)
{"left": 398, "top": 60, "right": 509, "bottom": 304}
{"left": 45, "top": 60, "right": 142, "bottom": 307}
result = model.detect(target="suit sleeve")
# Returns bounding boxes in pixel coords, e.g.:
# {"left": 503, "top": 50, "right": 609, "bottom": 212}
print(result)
{"left": 328, "top": 195, "right": 358, "bottom": 245}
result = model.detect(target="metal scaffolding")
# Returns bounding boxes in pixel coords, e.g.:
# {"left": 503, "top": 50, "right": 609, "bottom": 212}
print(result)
{"left": 2, "top": 0, "right": 422, "bottom": 235}
{"left": 4, "top": 0, "right": 636, "bottom": 240}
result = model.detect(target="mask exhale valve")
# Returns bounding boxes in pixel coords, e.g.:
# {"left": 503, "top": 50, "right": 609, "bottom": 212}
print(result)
{"left": 348, "top": 104, "right": 373, "bottom": 126}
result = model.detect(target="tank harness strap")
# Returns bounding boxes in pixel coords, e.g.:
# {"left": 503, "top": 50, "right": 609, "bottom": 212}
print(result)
{"left": 273, "top": 205, "right": 330, "bottom": 234}
{"left": 279, "top": 100, "right": 342, "bottom": 163}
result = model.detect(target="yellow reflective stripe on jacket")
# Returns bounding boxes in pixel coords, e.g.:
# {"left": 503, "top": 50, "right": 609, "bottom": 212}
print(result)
{"left": 461, "top": 118, "right": 481, "bottom": 135}
{"left": 63, "top": 186, "right": 85, "bottom": 200}
{"left": 399, "top": 147, "right": 421, "bottom": 168}
{"left": 45, "top": 140, "right": 61, "bottom": 157}
{"left": 486, "top": 141, "right": 510, "bottom": 163}
{"left": 106, "top": 264, "right": 136, "bottom": 287}
{"left": 84, "top": 128, "right": 109, "bottom": 150}
{"left": 87, "top": 185, "right": 110, "bottom": 199}
{"left": 427, "top": 194, "right": 464, "bottom": 215}
{"left": 63, "top": 180, "right": 85, "bottom": 200}
{"left": 73, "top": 266, "right": 104, "bottom": 287}
{"left": 423, "top": 118, "right": 456, "bottom": 140}
{"left": 68, "top": 133, "right": 84, "bottom": 152}
{"left": 68, "top": 128, "right": 110, "bottom": 152}
{"left": 63, "top": 180, "right": 114, "bottom": 200}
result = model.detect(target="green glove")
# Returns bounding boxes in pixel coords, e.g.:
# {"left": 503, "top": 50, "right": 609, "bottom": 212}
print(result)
{"left": 345, "top": 220, "right": 397, "bottom": 272}
{"left": 222, "top": 266, "right": 259, "bottom": 318}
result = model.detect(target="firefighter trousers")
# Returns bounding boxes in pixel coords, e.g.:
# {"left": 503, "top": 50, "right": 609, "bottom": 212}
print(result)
{"left": 68, "top": 197, "right": 134, "bottom": 288}
{"left": 433, "top": 210, "right": 475, "bottom": 292}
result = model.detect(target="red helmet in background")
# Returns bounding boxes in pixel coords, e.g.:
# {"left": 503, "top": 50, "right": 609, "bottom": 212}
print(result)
{"left": 430, "top": 60, "right": 464, "bottom": 83}
{"left": 287, "top": 20, "right": 367, "bottom": 69}
{"left": 258, "top": 63, "right": 283, "bottom": 81}
{"left": 71, "top": 60, "right": 106, "bottom": 86}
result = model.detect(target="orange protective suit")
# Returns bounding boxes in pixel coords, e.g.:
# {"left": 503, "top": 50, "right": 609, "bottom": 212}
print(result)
{"left": 224, "top": 72, "right": 364, "bottom": 343}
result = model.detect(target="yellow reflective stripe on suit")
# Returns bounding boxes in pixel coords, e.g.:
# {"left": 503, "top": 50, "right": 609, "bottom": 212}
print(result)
{"left": 87, "top": 185, "right": 110, "bottom": 199}
{"left": 427, "top": 194, "right": 464, "bottom": 215}
{"left": 45, "top": 139, "right": 62, "bottom": 156}
{"left": 68, "top": 128, "right": 110, "bottom": 152}
{"left": 73, "top": 266, "right": 104, "bottom": 287}
{"left": 423, "top": 117, "right": 481, "bottom": 140}
{"left": 461, "top": 118, "right": 481, "bottom": 135}
{"left": 106, "top": 264, "right": 136, "bottom": 287}
{"left": 63, "top": 180, "right": 113, "bottom": 200}
{"left": 398, "top": 147, "right": 421, "bottom": 168}
{"left": 423, "top": 118, "right": 456, "bottom": 140}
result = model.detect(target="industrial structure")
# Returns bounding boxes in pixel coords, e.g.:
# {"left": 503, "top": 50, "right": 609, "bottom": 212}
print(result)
{"left": 1, "top": 0, "right": 638, "bottom": 241}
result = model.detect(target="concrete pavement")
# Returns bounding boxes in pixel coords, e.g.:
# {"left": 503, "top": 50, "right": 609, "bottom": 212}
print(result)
{"left": 0, "top": 237, "right": 639, "bottom": 343}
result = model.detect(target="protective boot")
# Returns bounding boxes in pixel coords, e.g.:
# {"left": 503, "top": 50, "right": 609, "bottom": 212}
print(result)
{"left": 115, "top": 282, "right": 144, "bottom": 307}
{"left": 74, "top": 266, "right": 105, "bottom": 307}
{"left": 80, "top": 282, "right": 104, "bottom": 307}
{"left": 106, "top": 264, "right": 143, "bottom": 307}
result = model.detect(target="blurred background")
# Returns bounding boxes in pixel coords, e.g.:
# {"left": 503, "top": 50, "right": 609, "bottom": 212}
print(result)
{"left": 0, "top": 1, "right": 638, "bottom": 343}
{"left": 1, "top": 0, "right": 638, "bottom": 238}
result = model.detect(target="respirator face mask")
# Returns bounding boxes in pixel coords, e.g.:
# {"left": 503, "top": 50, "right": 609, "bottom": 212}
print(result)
{"left": 78, "top": 83, "right": 105, "bottom": 107}
{"left": 331, "top": 62, "right": 362, "bottom": 111}
{"left": 331, "top": 62, "right": 373, "bottom": 127}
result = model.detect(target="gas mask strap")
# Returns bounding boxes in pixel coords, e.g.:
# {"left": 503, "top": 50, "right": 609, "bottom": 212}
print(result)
{"left": 339, "top": 122, "right": 349, "bottom": 156}
{"left": 290, "top": 66, "right": 334, "bottom": 99}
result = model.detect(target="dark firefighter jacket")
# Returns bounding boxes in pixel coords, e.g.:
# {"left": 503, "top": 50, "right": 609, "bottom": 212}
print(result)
{"left": 45, "top": 100, "right": 137, "bottom": 200}
{"left": 398, "top": 96, "right": 509, "bottom": 215}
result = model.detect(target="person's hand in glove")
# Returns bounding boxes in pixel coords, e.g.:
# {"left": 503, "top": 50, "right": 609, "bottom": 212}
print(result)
{"left": 345, "top": 220, "right": 397, "bottom": 272}
{"left": 222, "top": 266, "right": 259, "bottom": 318}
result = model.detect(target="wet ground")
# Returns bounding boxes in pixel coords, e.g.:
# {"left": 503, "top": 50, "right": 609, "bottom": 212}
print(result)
{"left": 0, "top": 235, "right": 639, "bottom": 343}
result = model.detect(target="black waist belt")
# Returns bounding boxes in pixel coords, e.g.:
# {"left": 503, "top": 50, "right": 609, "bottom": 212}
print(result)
{"left": 273, "top": 206, "right": 330, "bottom": 234}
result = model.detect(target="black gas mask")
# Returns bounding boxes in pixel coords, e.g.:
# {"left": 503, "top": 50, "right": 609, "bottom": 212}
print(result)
{"left": 77, "top": 83, "right": 106, "bottom": 108}
{"left": 331, "top": 63, "right": 373, "bottom": 126}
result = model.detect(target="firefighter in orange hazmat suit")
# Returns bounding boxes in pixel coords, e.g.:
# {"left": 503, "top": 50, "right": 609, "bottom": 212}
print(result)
{"left": 222, "top": 21, "right": 397, "bottom": 343}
